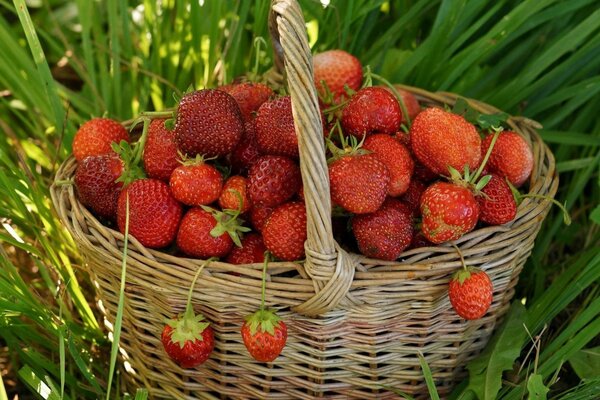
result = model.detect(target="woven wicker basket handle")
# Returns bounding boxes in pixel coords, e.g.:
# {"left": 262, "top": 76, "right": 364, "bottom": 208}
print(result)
{"left": 269, "top": 0, "right": 359, "bottom": 316}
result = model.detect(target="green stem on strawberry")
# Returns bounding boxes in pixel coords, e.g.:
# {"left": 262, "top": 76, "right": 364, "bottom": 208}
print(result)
{"left": 364, "top": 67, "right": 412, "bottom": 129}
{"left": 139, "top": 110, "right": 174, "bottom": 119}
{"left": 471, "top": 126, "right": 503, "bottom": 184}
{"left": 132, "top": 117, "right": 151, "bottom": 167}
{"left": 451, "top": 244, "right": 468, "bottom": 272}
{"left": 518, "top": 194, "right": 572, "bottom": 225}
{"left": 260, "top": 252, "right": 271, "bottom": 311}
{"left": 182, "top": 258, "right": 216, "bottom": 326}
{"left": 54, "top": 179, "right": 73, "bottom": 186}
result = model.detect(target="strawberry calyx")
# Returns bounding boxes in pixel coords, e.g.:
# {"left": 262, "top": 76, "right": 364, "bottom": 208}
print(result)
{"left": 451, "top": 266, "right": 482, "bottom": 285}
{"left": 200, "top": 206, "right": 251, "bottom": 247}
{"left": 244, "top": 308, "right": 282, "bottom": 336}
{"left": 326, "top": 129, "right": 370, "bottom": 164}
{"left": 362, "top": 65, "right": 412, "bottom": 128}
{"left": 178, "top": 152, "right": 217, "bottom": 167}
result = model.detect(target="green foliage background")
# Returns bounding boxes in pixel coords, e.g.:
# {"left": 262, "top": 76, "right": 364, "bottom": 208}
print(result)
{"left": 0, "top": 0, "right": 598, "bottom": 398}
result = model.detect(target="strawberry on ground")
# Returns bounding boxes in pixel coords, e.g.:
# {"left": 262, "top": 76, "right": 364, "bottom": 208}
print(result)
{"left": 74, "top": 154, "right": 124, "bottom": 220}
{"left": 341, "top": 87, "right": 402, "bottom": 138}
{"left": 175, "top": 89, "right": 243, "bottom": 157}
{"left": 143, "top": 119, "right": 180, "bottom": 181}
{"left": 449, "top": 266, "right": 493, "bottom": 320}
{"left": 222, "top": 82, "right": 274, "bottom": 123}
{"left": 420, "top": 182, "right": 480, "bottom": 244}
{"left": 262, "top": 202, "right": 307, "bottom": 261}
{"left": 230, "top": 121, "right": 262, "bottom": 174}
{"left": 247, "top": 155, "right": 301, "bottom": 208}
{"left": 363, "top": 134, "right": 414, "bottom": 197}
{"left": 477, "top": 174, "right": 517, "bottom": 225}
{"left": 169, "top": 155, "right": 223, "bottom": 206}
{"left": 481, "top": 131, "right": 533, "bottom": 187}
{"left": 117, "top": 179, "right": 183, "bottom": 249}
{"left": 162, "top": 261, "right": 215, "bottom": 368}
{"left": 313, "top": 49, "right": 362, "bottom": 102}
{"left": 73, "top": 117, "right": 129, "bottom": 162}
{"left": 352, "top": 198, "right": 413, "bottom": 260}
{"left": 225, "top": 233, "right": 266, "bottom": 265}
{"left": 219, "top": 175, "right": 251, "bottom": 213}
{"left": 410, "top": 107, "right": 481, "bottom": 176}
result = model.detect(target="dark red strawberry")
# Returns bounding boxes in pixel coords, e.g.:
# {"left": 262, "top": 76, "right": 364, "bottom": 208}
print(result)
{"left": 341, "top": 87, "right": 402, "bottom": 138}
{"left": 262, "top": 202, "right": 307, "bottom": 261}
{"left": 477, "top": 174, "right": 517, "bottom": 225}
{"left": 481, "top": 131, "right": 533, "bottom": 187}
{"left": 400, "top": 179, "right": 427, "bottom": 217}
{"left": 73, "top": 117, "right": 129, "bottom": 161}
{"left": 143, "top": 119, "right": 180, "bottom": 181}
{"left": 410, "top": 107, "right": 481, "bottom": 176}
{"left": 420, "top": 182, "right": 479, "bottom": 244}
{"left": 169, "top": 156, "right": 223, "bottom": 206}
{"left": 352, "top": 199, "right": 413, "bottom": 260}
{"left": 117, "top": 179, "right": 183, "bottom": 249}
{"left": 219, "top": 175, "right": 251, "bottom": 213}
{"left": 413, "top": 162, "right": 439, "bottom": 182}
{"left": 249, "top": 204, "right": 275, "bottom": 234}
{"left": 449, "top": 267, "right": 493, "bottom": 320}
{"left": 408, "top": 231, "right": 434, "bottom": 249}
{"left": 313, "top": 49, "right": 362, "bottom": 102}
{"left": 363, "top": 134, "right": 414, "bottom": 197}
{"left": 247, "top": 156, "right": 301, "bottom": 207}
{"left": 175, "top": 89, "right": 243, "bottom": 157}
{"left": 74, "top": 154, "right": 124, "bottom": 219}
{"left": 225, "top": 233, "right": 266, "bottom": 264}
{"left": 177, "top": 207, "right": 249, "bottom": 259}
{"left": 255, "top": 96, "right": 299, "bottom": 158}
{"left": 222, "top": 82, "right": 274, "bottom": 123}
{"left": 329, "top": 152, "right": 390, "bottom": 214}
{"left": 230, "top": 121, "right": 262, "bottom": 174}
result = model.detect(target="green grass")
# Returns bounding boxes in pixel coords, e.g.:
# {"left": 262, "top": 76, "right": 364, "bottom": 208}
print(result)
{"left": 0, "top": 0, "right": 599, "bottom": 398}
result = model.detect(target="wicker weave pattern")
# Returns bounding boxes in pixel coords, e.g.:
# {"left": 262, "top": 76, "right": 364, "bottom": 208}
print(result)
{"left": 50, "top": 0, "right": 557, "bottom": 398}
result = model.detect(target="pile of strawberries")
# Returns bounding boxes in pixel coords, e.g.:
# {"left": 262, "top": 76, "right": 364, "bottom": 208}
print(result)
{"left": 70, "top": 49, "right": 536, "bottom": 366}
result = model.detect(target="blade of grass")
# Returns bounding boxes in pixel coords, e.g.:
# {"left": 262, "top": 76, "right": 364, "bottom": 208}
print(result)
{"left": 418, "top": 352, "right": 441, "bottom": 400}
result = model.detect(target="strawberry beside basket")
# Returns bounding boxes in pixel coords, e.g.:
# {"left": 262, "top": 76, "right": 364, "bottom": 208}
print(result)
{"left": 50, "top": 0, "right": 558, "bottom": 398}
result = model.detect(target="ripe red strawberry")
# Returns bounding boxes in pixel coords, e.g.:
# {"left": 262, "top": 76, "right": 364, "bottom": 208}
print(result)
{"left": 117, "top": 179, "right": 183, "bottom": 249}
{"left": 341, "top": 87, "right": 402, "bottom": 138}
{"left": 481, "top": 131, "right": 533, "bottom": 187}
{"left": 478, "top": 174, "right": 517, "bottom": 225}
{"left": 408, "top": 231, "right": 434, "bottom": 250}
{"left": 363, "top": 134, "right": 414, "bottom": 196}
{"left": 225, "top": 233, "right": 266, "bottom": 264}
{"left": 352, "top": 199, "right": 413, "bottom": 260}
{"left": 169, "top": 156, "right": 223, "bottom": 206}
{"left": 410, "top": 107, "right": 481, "bottom": 176}
{"left": 448, "top": 267, "right": 493, "bottom": 320}
{"left": 382, "top": 87, "right": 421, "bottom": 125}
{"left": 143, "top": 119, "right": 180, "bottom": 181}
{"left": 222, "top": 82, "right": 274, "bottom": 123}
{"left": 219, "top": 175, "right": 251, "bottom": 213}
{"left": 262, "top": 202, "right": 307, "bottom": 261}
{"left": 175, "top": 89, "right": 243, "bottom": 157}
{"left": 400, "top": 179, "right": 427, "bottom": 217}
{"left": 420, "top": 182, "right": 479, "bottom": 244}
{"left": 241, "top": 309, "right": 287, "bottom": 362}
{"left": 249, "top": 204, "right": 275, "bottom": 233}
{"left": 162, "top": 313, "right": 214, "bottom": 368}
{"left": 74, "top": 154, "right": 124, "bottom": 219}
{"left": 255, "top": 96, "right": 299, "bottom": 158}
{"left": 413, "top": 162, "right": 439, "bottom": 182}
{"left": 329, "top": 153, "right": 390, "bottom": 214}
{"left": 177, "top": 207, "right": 248, "bottom": 258}
{"left": 247, "top": 156, "right": 301, "bottom": 207}
{"left": 230, "top": 121, "right": 262, "bottom": 174}
{"left": 313, "top": 49, "right": 362, "bottom": 102}
{"left": 72, "top": 117, "right": 129, "bottom": 161}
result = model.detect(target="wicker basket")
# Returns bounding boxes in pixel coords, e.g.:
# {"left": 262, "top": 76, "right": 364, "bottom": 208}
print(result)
{"left": 50, "top": 0, "right": 557, "bottom": 398}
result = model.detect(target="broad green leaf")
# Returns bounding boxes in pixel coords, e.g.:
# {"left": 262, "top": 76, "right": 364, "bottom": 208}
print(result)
{"left": 568, "top": 347, "right": 600, "bottom": 380}
{"left": 590, "top": 206, "right": 600, "bottom": 225}
{"left": 526, "top": 374, "right": 549, "bottom": 400}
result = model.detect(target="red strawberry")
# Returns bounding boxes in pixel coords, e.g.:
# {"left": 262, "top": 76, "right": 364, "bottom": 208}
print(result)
{"left": 143, "top": 119, "right": 180, "bottom": 181}
{"left": 410, "top": 107, "right": 481, "bottom": 176}
{"left": 449, "top": 267, "right": 493, "bottom": 320}
{"left": 117, "top": 179, "right": 183, "bottom": 248}
{"left": 177, "top": 207, "right": 248, "bottom": 258}
{"left": 255, "top": 96, "right": 298, "bottom": 158}
{"left": 341, "top": 87, "right": 402, "bottom": 138}
{"left": 241, "top": 309, "right": 287, "bottom": 362}
{"left": 363, "top": 134, "right": 414, "bottom": 196}
{"left": 413, "top": 162, "right": 439, "bottom": 182}
{"left": 249, "top": 204, "right": 275, "bottom": 234}
{"left": 481, "top": 131, "right": 533, "bottom": 187}
{"left": 72, "top": 117, "right": 129, "bottom": 162}
{"left": 169, "top": 156, "right": 223, "bottom": 206}
{"left": 478, "top": 174, "right": 517, "bottom": 225}
{"left": 219, "top": 175, "right": 251, "bottom": 213}
{"left": 74, "top": 154, "right": 124, "bottom": 219}
{"left": 408, "top": 231, "right": 434, "bottom": 250}
{"left": 175, "top": 89, "right": 243, "bottom": 157}
{"left": 382, "top": 87, "right": 421, "bottom": 125}
{"left": 329, "top": 153, "right": 390, "bottom": 214}
{"left": 225, "top": 233, "right": 266, "bottom": 264}
{"left": 248, "top": 156, "right": 301, "bottom": 207}
{"left": 313, "top": 49, "right": 362, "bottom": 102}
{"left": 400, "top": 179, "right": 427, "bottom": 217}
{"left": 162, "top": 313, "right": 214, "bottom": 368}
{"left": 230, "top": 121, "right": 262, "bottom": 174}
{"left": 222, "top": 82, "right": 274, "bottom": 123}
{"left": 262, "top": 202, "right": 307, "bottom": 261}
{"left": 420, "top": 182, "right": 479, "bottom": 244}
{"left": 352, "top": 199, "right": 413, "bottom": 260}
